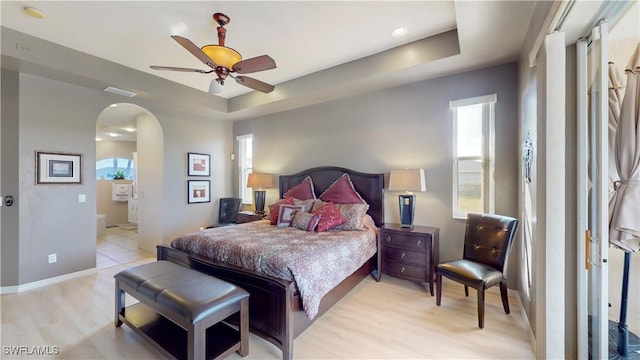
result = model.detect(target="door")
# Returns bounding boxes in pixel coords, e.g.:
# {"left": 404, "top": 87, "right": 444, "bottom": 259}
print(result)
{"left": 577, "top": 22, "right": 609, "bottom": 360}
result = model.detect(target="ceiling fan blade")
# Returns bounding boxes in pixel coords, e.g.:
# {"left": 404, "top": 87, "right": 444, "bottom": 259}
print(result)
{"left": 232, "top": 55, "right": 276, "bottom": 74}
{"left": 235, "top": 76, "right": 275, "bottom": 93}
{"left": 171, "top": 35, "right": 218, "bottom": 69}
{"left": 150, "top": 65, "right": 214, "bottom": 74}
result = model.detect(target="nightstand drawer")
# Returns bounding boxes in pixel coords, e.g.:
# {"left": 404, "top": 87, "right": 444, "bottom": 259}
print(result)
{"left": 382, "top": 232, "right": 428, "bottom": 251}
{"left": 384, "top": 247, "right": 426, "bottom": 266}
{"left": 384, "top": 261, "right": 426, "bottom": 280}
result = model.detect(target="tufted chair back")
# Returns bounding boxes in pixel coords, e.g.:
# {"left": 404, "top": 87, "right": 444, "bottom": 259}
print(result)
{"left": 463, "top": 213, "right": 519, "bottom": 274}
{"left": 435, "top": 213, "right": 519, "bottom": 328}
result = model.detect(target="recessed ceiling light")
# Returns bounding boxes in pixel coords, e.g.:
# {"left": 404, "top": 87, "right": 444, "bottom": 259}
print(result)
{"left": 123, "top": 127, "right": 136, "bottom": 132}
{"left": 95, "top": 137, "right": 102, "bottom": 142}
{"left": 23, "top": 6, "right": 46, "bottom": 19}
{"left": 109, "top": 133, "right": 119, "bottom": 137}
{"left": 391, "top": 26, "right": 407, "bottom": 38}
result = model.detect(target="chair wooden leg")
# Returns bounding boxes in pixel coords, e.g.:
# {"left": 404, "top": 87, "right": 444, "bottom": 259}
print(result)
{"left": 500, "top": 281, "right": 510, "bottom": 314}
{"left": 477, "top": 288, "right": 485, "bottom": 329}
{"left": 464, "top": 285, "right": 469, "bottom": 297}
{"left": 436, "top": 274, "right": 442, "bottom": 306}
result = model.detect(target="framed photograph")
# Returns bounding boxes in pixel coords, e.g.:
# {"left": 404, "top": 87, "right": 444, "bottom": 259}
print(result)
{"left": 36, "top": 151, "right": 83, "bottom": 184}
{"left": 187, "top": 152, "right": 211, "bottom": 176}
{"left": 188, "top": 180, "right": 210, "bottom": 204}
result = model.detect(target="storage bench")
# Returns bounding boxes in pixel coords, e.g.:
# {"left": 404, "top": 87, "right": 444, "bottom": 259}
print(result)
{"left": 114, "top": 260, "right": 249, "bottom": 360}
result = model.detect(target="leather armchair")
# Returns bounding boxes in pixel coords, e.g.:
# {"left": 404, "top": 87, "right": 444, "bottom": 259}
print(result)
{"left": 435, "top": 213, "right": 519, "bottom": 329}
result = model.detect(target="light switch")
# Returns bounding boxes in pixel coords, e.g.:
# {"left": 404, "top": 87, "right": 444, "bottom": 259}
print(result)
{"left": 78, "top": 194, "right": 86, "bottom": 203}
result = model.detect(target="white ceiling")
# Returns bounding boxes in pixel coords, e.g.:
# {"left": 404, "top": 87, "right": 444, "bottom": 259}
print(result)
{"left": 2, "top": 1, "right": 460, "bottom": 98}
{"left": 2, "top": 1, "right": 542, "bottom": 140}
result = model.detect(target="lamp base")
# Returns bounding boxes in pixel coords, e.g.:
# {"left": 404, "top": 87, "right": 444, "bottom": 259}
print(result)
{"left": 254, "top": 190, "right": 266, "bottom": 215}
{"left": 398, "top": 194, "right": 415, "bottom": 228}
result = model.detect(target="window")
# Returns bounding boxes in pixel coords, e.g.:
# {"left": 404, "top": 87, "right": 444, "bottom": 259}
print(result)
{"left": 450, "top": 94, "right": 496, "bottom": 219}
{"left": 96, "top": 157, "right": 135, "bottom": 180}
{"left": 237, "top": 134, "right": 253, "bottom": 203}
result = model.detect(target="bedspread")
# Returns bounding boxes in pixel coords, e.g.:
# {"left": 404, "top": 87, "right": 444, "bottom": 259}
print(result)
{"left": 170, "top": 220, "right": 377, "bottom": 319}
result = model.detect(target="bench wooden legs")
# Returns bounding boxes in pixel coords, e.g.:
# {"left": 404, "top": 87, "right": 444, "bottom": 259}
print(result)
{"left": 114, "top": 280, "right": 124, "bottom": 328}
{"left": 239, "top": 298, "right": 249, "bottom": 357}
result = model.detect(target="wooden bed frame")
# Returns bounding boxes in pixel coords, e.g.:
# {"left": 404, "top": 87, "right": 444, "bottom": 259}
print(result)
{"left": 157, "top": 166, "right": 384, "bottom": 360}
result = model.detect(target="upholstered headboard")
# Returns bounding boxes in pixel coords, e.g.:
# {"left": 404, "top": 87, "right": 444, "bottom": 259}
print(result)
{"left": 279, "top": 166, "right": 384, "bottom": 227}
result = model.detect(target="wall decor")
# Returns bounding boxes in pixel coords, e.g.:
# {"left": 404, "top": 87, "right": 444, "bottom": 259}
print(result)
{"left": 36, "top": 151, "right": 83, "bottom": 184}
{"left": 187, "top": 152, "right": 211, "bottom": 176}
{"left": 188, "top": 180, "right": 210, "bottom": 204}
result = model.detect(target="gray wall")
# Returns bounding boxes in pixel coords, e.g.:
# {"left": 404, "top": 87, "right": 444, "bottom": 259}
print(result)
{"left": 234, "top": 63, "right": 520, "bottom": 284}
{"left": 1, "top": 69, "right": 20, "bottom": 286}
{"left": 0, "top": 71, "right": 233, "bottom": 287}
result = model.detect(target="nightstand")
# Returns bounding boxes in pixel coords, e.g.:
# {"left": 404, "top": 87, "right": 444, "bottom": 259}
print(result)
{"left": 236, "top": 211, "right": 266, "bottom": 224}
{"left": 379, "top": 223, "right": 440, "bottom": 295}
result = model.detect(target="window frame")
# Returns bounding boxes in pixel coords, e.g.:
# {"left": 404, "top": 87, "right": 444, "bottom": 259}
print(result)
{"left": 236, "top": 134, "right": 253, "bottom": 204}
{"left": 450, "top": 94, "right": 496, "bottom": 219}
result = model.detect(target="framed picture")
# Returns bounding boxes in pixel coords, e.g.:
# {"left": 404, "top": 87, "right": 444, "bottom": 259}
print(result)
{"left": 187, "top": 152, "right": 211, "bottom": 176}
{"left": 188, "top": 180, "right": 210, "bottom": 204}
{"left": 36, "top": 151, "right": 83, "bottom": 184}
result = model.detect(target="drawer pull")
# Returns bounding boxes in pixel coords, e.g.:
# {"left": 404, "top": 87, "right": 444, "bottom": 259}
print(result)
{"left": 401, "top": 252, "right": 406, "bottom": 259}
{"left": 386, "top": 235, "right": 392, "bottom": 242}
{"left": 417, "top": 240, "right": 422, "bottom": 247}
{"left": 400, "top": 267, "right": 406, "bottom": 273}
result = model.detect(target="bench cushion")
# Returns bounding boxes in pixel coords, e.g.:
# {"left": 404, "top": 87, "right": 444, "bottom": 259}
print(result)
{"left": 115, "top": 260, "right": 248, "bottom": 323}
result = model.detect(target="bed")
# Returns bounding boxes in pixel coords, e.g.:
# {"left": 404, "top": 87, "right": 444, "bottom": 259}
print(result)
{"left": 157, "top": 166, "right": 384, "bottom": 360}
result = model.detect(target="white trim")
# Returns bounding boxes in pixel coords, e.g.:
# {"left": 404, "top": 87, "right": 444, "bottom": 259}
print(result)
{"left": 575, "top": 38, "right": 589, "bottom": 360}
{"left": 517, "top": 290, "right": 537, "bottom": 354}
{"left": 449, "top": 94, "right": 496, "bottom": 109}
{"left": 0, "top": 267, "right": 97, "bottom": 294}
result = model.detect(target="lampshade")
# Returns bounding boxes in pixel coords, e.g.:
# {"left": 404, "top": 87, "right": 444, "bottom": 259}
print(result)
{"left": 209, "top": 79, "right": 224, "bottom": 94}
{"left": 388, "top": 169, "right": 427, "bottom": 192}
{"left": 201, "top": 45, "right": 242, "bottom": 69}
{"left": 247, "top": 173, "right": 276, "bottom": 189}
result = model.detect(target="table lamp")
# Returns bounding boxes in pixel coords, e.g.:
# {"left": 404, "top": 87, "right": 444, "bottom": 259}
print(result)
{"left": 247, "top": 173, "right": 276, "bottom": 214}
{"left": 388, "top": 169, "right": 427, "bottom": 228}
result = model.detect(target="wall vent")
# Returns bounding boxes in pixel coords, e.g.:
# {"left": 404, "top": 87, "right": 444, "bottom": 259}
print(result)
{"left": 103, "top": 86, "right": 137, "bottom": 98}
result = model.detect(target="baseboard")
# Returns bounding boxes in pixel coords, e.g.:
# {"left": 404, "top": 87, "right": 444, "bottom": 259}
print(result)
{"left": 0, "top": 267, "right": 97, "bottom": 295}
{"left": 516, "top": 291, "right": 537, "bottom": 354}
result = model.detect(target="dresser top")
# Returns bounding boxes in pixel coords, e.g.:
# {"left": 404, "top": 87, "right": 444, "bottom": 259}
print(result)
{"left": 382, "top": 223, "right": 439, "bottom": 234}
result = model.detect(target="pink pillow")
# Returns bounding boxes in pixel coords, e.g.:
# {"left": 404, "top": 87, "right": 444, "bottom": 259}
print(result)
{"left": 283, "top": 176, "right": 316, "bottom": 200}
{"left": 319, "top": 173, "right": 366, "bottom": 204}
{"left": 268, "top": 198, "right": 294, "bottom": 225}
{"left": 312, "top": 202, "right": 347, "bottom": 232}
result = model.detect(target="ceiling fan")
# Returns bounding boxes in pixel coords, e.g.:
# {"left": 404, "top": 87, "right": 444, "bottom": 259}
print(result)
{"left": 150, "top": 12, "right": 276, "bottom": 94}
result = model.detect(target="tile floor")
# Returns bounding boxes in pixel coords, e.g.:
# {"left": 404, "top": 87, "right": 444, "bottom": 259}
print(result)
{"left": 96, "top": 224, "right": 154, "bottom": 269}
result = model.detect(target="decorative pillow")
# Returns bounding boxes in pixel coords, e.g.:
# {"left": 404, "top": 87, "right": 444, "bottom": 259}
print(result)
{"left": 311, "top": 199, "right": 328, "bottom": 212}
{"left": 277, "top": 204, "right": 304, "bottom": 227}
{"left": 312, "top": 202, "right": 347, "bottom": 232}
{"left": 291, "top": 212, "right": 321, "bottom": 232}
{"left": 332, "top": 203, "right": 370, "bottom": 231}
{"left": 268, "top": 197, "right": 294, "bottom": 225}
{"left": 319, "top": 173, "right": 366, "bottom": 204}
{"left": 293, "top": 198, "right": 315, "bottom": 213}
{"left": 283, "top": 176, "right": 316, "bottom": 200}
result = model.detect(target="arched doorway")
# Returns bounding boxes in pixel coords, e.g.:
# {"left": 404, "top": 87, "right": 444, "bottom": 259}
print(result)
{"left": 95, "top": 103, "right": 164, "bottom": 267}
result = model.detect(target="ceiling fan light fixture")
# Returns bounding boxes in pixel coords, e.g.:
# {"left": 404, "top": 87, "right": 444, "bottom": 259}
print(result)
{"left": 209, "top": 78, "right": 224, "bottom": 94}
{"left": 201, "top": 45, "right": 242, "bottom": 69}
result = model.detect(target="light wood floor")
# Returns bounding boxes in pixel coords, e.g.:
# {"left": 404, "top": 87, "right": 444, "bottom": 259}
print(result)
{"left": 1, "top": 261, "right": 535, "bottom": 359}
